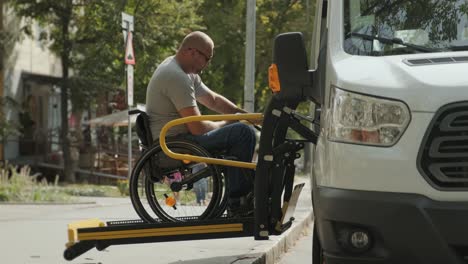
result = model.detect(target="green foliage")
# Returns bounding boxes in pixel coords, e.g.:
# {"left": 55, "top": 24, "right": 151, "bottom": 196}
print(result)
{"left": 9, "top": 0, "right": 83, "bottom": 182}
{"left": 116, "top": 179, "right": 129, "bottom": 196}
{"left": 0, "top": 7, "right": 22, "bottom": 71}
{"left": 71, "top": 0, "right": 205, "bottom": 108}
{"left": 198, "top": 1, "right": 247, "bottom": 107}
{"left": 71, "top": 1, "right": 126, "bottom": 110}
{"left": 0, "top": 96, "right": 23, "bottom": 141}
{"left": 63, "top": 185, "right": 107, "bottom": 197}
{"left": 0, "top": 165, "right": 73, "bottom": 202}
{"left": 0, "top": 118, "right": 21, "bottom": 142}
{"left": 199, "top": 0, "right": 315, "bottom": 112}
{"left": 255, "top": 0, "right": 315, "bottom": 111}
{"left": 8, "top": 0, "right": 315, "bottom": 113}
{"left": 0, "top": 163, "right": 126, "bottom": 202}
{"left": 129, "top": 0, "right": 205, "bottom": 104}
{"left": 62, "top": 184, "right": 124, "bottom": 197}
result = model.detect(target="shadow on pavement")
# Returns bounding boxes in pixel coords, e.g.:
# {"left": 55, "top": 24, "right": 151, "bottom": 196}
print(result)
{"left": 167, "top": 253, "right": 263, "bottom": 264}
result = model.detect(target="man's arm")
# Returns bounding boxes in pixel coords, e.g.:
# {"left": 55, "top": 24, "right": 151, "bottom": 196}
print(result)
{"left": 197, "top": 89, "right": 263, "bottom": 126}
{"left": 178, "top": 106, "right": 228, "bottom": 135}
{"left": 197, "top": 90, "right": 246, "bottom": 114}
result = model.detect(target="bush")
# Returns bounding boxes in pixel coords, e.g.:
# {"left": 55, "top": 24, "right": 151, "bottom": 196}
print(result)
{"left": 116, "top": 180, "right": 129, "bottom": 196}
{"left": 0, "top": 164, "right": 72, "bottom": 203}
{"left": 64, "top": 186, "right": 107, "bottom": 197}
{"left": 0, "top": 163, "right": 127, "bottom": 202}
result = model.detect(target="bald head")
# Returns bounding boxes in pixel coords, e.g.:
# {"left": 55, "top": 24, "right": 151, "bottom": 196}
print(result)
{"left": 175, "top": 31, "right": 214, "bottom": 74}
{"left": 179, "top": 31, "right": 214, "bottom": 52}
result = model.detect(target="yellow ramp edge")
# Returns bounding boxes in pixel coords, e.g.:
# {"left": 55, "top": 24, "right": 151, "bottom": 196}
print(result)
{"left": 66, "top": 218, "right": 106, "bottom": 248}
{"left": 77, "top": 223, "right": 243, "bottom": 241}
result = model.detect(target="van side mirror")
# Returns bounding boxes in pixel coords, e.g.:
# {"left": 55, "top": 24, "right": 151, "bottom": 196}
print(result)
{"left": 269, "top": 32, "right": 319, "bottom": 103}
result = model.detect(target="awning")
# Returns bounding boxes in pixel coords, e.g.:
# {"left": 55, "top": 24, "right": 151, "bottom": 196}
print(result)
{"left": 86, "top": 104, "right": 145, "bottom": 127}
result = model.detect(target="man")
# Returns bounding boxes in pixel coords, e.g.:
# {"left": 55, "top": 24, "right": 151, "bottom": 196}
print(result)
{"left": 145, "top": 31, "right": 255, "bottom": 216}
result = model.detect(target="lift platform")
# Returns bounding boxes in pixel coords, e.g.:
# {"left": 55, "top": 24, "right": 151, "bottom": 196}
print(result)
{"left": 65, "top": 217, "right": 254, "bottom": 261}
{"left": 63, "top": 32, "right": 318, "bottom": 261}
{"left": 64, "top": 183, "right": 304, "bottom": 261}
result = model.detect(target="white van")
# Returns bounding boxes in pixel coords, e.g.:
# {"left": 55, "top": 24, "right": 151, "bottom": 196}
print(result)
{"left": 300, "top": 1, "right": 468, "bottom": 263}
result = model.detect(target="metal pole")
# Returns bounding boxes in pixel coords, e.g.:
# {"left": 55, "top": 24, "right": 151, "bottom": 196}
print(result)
{"left": 127, "top": 66, "right": 132, "bottom": 179}
{"left": 122, "top": 13, "right": 134, "bottom": 179}
{"left": 244, "top": 0, "right": 256, "bottom": 112}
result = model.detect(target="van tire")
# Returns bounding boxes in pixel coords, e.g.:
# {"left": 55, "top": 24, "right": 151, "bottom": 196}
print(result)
{"left": 313, "top": 223, "right": 324, "bottom": 264}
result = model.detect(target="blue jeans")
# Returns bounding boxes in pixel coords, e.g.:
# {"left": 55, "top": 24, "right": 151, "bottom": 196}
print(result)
{"left": 183, "top": 122, "right": 256, "bottom": 198}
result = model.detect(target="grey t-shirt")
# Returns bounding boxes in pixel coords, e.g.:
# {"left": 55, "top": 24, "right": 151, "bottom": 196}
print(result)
{"left": 146, "top": 56, "right": 210, "bottom": 138}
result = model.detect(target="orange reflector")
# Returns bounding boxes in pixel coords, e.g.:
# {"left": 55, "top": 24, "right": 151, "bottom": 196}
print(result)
{"left": 165, "top": 196, "right": 176, "bottom": 207}
{"left": 182, "top": 160, "right": 191, "bottom": 164}
{"left": 269, "top": 64, "right": 281, "bottom": 93}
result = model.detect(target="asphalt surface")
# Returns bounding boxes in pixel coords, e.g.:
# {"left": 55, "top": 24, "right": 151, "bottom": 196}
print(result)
{"left": 0, "top": 178, "right": 312, "bottom": 264}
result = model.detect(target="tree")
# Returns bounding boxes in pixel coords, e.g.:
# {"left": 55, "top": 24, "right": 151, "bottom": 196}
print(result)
{"left": 9, "top": 0, "right": 85, "bottom": 182}
{"left": 198, "top": 1, "right": 247, "bottom": 109}
{"left": 1, "top": 1, "right": 5, "bottom": 161}
{"left": 73, "top": 0, "right": 205, "bottom": 106}
{"left": 8, "top": 0, "right": 204, "bottom": 182}
{"left": 127, "top": 0, "right": 205, "bottom": 104}
{"left": 255, "top": 0, "right": 315, "bottom": 111}
{"left": 199, "top": 0, "right": 315, "bottom": 112}
{"left": 0, "top": 4, "right": 22, "bottom": 161}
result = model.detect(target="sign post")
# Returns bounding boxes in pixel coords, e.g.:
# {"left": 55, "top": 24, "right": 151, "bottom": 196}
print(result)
{"left": 122, "top": 13, "right": 134, "bottom": 179}
{"left": 244, "top": 0, "right": 256, "bottom": 112}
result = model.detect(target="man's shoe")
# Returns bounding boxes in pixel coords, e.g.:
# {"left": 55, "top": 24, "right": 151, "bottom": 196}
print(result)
{"left": 227, "top": 192, "right": 254, "bottom": 218}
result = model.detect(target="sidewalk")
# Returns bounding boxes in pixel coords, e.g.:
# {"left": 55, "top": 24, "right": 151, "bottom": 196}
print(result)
{"left": 0, "top": 177, "right": 312, "bottom": 264}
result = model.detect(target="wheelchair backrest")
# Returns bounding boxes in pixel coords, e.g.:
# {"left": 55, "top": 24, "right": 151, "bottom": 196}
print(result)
{"left": 134, "top": 111, "right": 185, "bottom": 170}
{"left": 135, "top": 112, "right": 154, "bottom": 148}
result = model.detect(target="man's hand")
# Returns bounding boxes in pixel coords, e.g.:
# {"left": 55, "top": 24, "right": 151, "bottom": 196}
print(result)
{"left": 246, "top": 118, "right": 263, "bottom": 126}
{"left": 235, "top": 112, "right": 263, "bottom": 127}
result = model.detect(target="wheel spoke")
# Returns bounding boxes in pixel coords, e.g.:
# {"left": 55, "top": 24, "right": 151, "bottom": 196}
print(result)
{"left": 129, "top": 140, "right": 227, "bottom": 222}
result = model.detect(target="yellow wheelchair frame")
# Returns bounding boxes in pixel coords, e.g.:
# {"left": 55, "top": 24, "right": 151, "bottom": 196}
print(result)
{"left": 159, "top": 113, "right": 263, "bottom": 170}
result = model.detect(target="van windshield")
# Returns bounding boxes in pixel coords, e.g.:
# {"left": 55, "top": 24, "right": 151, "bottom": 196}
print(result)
{"left": 344, "top": 0, "right": 468, "bottom": 56}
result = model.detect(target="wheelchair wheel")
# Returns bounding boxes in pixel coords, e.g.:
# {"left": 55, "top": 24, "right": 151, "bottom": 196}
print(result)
{"left": 130, "top": 139, "right": 226, "bottom": 222}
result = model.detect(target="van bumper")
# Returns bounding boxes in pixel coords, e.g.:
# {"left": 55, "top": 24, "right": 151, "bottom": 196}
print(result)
{"left": 313, "top": 187, "right": 468, "bottom": 264}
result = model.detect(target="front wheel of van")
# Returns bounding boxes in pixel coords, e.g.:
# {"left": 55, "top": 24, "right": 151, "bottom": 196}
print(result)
{"left": 313, "top": 223, "right": 324, "bottom": 264}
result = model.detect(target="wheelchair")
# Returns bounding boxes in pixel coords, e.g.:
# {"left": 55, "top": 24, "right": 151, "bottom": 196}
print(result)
{"left": 129, "top": 110, "right": 229, "bottom": 223}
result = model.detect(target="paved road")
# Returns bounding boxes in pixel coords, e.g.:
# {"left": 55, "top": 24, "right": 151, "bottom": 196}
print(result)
{"left": 277, "top": 226, "right": 312, "bottom": 264}
{"left": 0, "top": 179, "right": 312, "bottom": 264}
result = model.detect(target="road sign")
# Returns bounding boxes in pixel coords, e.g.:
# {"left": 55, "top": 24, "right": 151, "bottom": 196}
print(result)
{"left": 125, "top": 31, "right": 135, "bottom": 65}
{"left": 122, "top": 12, "right": 134, "bottom": 42}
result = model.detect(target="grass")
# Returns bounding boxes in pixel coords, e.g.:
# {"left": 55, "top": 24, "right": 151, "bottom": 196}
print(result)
{"left": 0, "top": 165, "right": 74, "bottom": 203}
{"left": 62, "top": 184, "right": 124, "bottom": 197}
{"left": 0, "top": 164, "right": 129, "bottom": 203}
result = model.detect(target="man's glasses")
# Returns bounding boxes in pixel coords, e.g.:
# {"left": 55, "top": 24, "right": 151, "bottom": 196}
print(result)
{"left": 191, "top": 48, "right": 212, "bottom": 63}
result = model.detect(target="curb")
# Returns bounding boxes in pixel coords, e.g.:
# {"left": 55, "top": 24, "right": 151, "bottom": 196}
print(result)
{"left": 251, "top": 178, "right": 313, "bottom": 264}
{"left": 260, "top": 211, "right": 313, "bottom": 264}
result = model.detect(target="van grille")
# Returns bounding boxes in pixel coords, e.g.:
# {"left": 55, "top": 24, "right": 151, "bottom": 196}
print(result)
{"left": 417, "top": 102, "right": 468, "bottom": 190}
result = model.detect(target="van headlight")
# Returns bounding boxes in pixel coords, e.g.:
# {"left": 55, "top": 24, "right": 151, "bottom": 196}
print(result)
{"left": 327, "top": 87, "right": 411, "bottom": 146}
